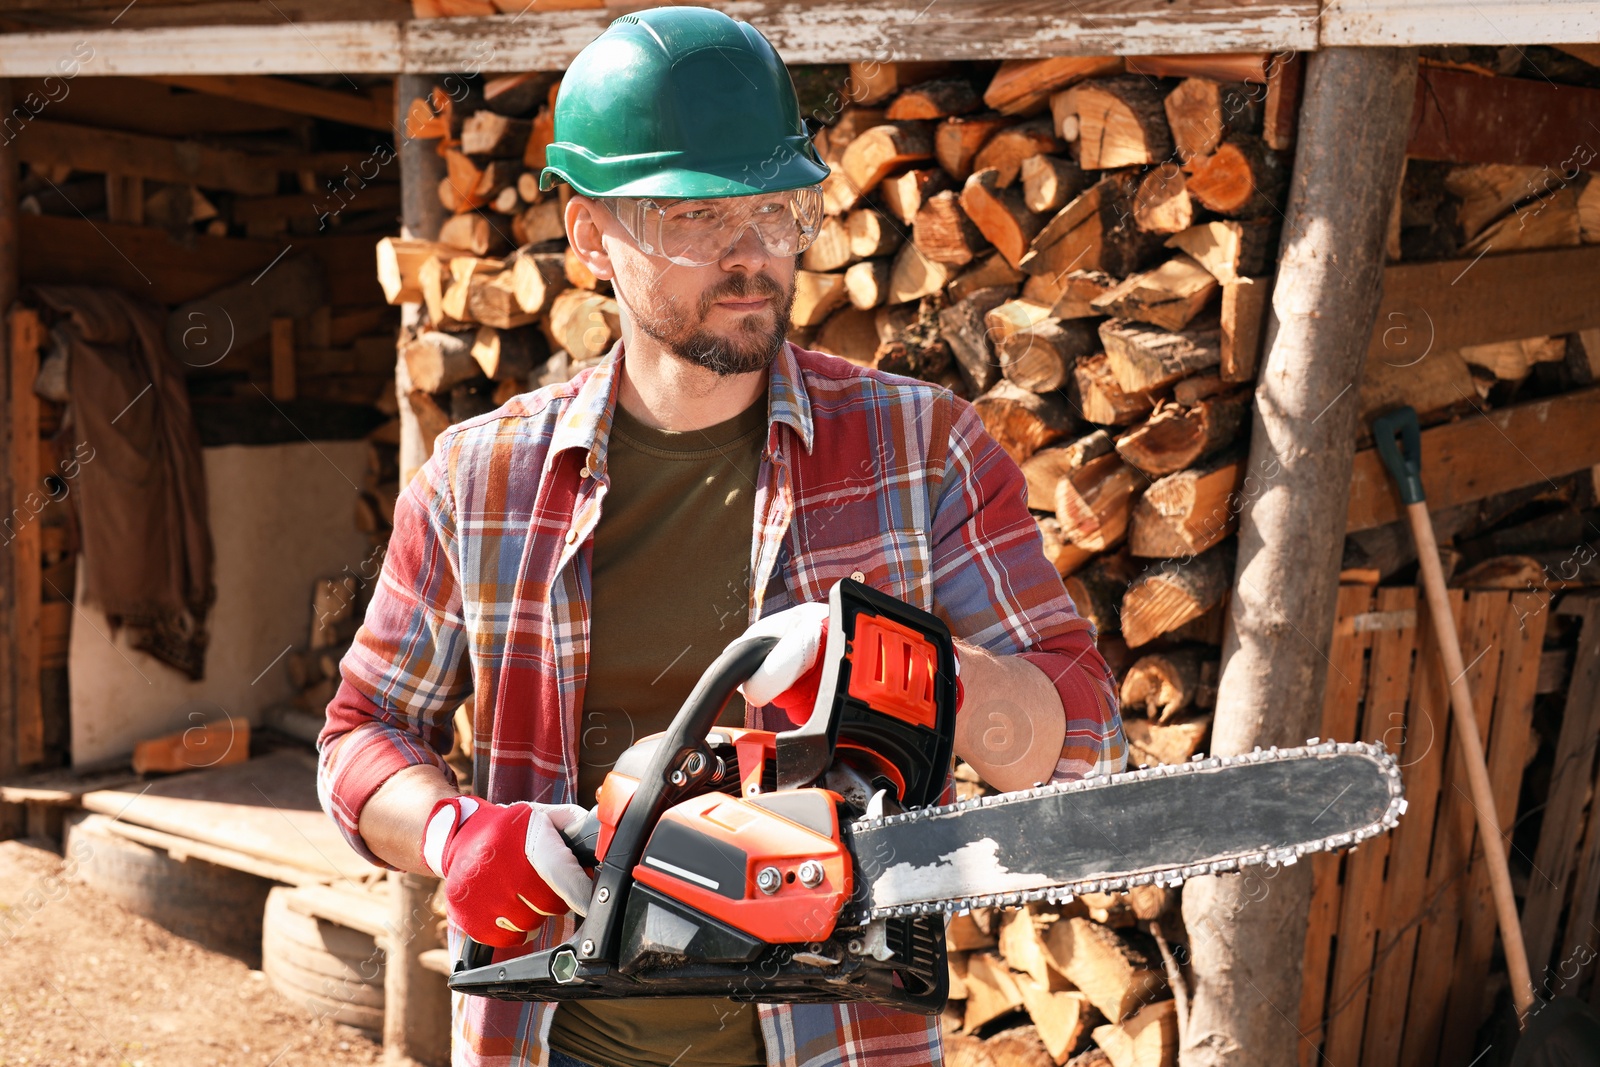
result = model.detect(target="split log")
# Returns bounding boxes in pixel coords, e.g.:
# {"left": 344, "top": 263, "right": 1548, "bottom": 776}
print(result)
{"left": 1132, "top": 165, "right": 1193, "bottom": 235}
{"left": 791, "top": 270, "right": 851, "bottom": 328}
{"left": 999, "top": 905, "right": 1074, "bottom": 989}
{"left": 1037, "top": 516, "right": 1096, "bottom": 579}
{"left": 490, "top": 185, "right": 522, "bottom": 214}
{"left": 972, "top": 380, "right": 1077, "bottom": 465}
{"left": 513, "top": 199, "right": 565, "bottom": 246}
{"left": 403, "top": 329, "right": 479, "bottom": 393}
{"left": 1171, "top": 371, "right": 1231, "bottom": 405}
{"left": 961, "top": 169, "right": 1045, "bottom": 269}
{"left": 417, "top": 246, "right": 452, "bottom": 328}
{"left": 1461, "top": 185, "right": 1580, "bottom": 254}
{"left": 826, "top": 107, "right": 890, "bottom": 154}
{"left": 1090, "top": 254, "right": 1218, "bottom": 331}
{"left": 1459, "top": 335, "right": 1567, "bottom": 380}
{"left": 1055, "top": 451, "right": 1142, "bottom": 551}
{"left": 1219, "top": 279, "right": 1267, "bottom": 382}
{"left": 524, "top": 104, "right": 555, "bottom": 170}
{"left": 947, "top": 911, "right": 998, "bottom": 951}
{"left": 408, "top": 389, "right": 452, "bottom": 457}
{"left": 515, "top": 171, "right": 543, "bottom": 204}
{"left": 1114, "top": 391, "right": 1249, "bottom": 476}
{"left": 984, "top": 57, "right": 1125, "bottom": 116}
{"left": 1164, "top": 77, "right": 1263, "bottom": 163}
{"left": 463, "top": 268, "right": 536, "bottom": 329}
{"left": 1356, "top": 348, "right": 1475, "bottom": 427}
{"left": 376, "top": 237, "right": 453, "bottom": 304}
{"left": 887, "top": 242, "right": 955, "bottom": 304}
{"left": 822, "top": 165, "right": 864, "bottom": 217}
{"left": 1042, "top": 917, "right": 1166, "bottom": 1023}
{"left": 949, "top": 252, "right": 1025, "bottom": 302}
{"left": 471, "top": 325, "right": 546, "bottom": 381}
{"left": 1016, "top": 976, "right": 1096, "bottom": 1065}
{"left": 510, "top": 250, "right": 568, "bottom": 316}
{"left": 973, "top": 118, "right": 1064, "bottom": 188}
{"left": 547, "top": 289, "right": 620, "bottom": 361}
{"left": 963, "top": 952, "right": 1027, "bottom": 1031}
{"left": 1440, "top": 163, "right": 1548, "bottom": 243}
{"left": 1021, "top": 430, "right": 1114, "bottom": 511}
{"left": 879, "top": 167, "right": 953, "bottom": 226}
{"left": 800, "top": 214, "right": 855, "bottom": 272}
{"left": 913, "top": 189, "right": 989, "bottom": 266}
{"left": 1021, "top": 155, "right": 1089, "bottom": 215}
{"left": 844, "top": 258, "right": 893, "bottom": 309}
{"left": 984, "top": 299, "right": 1054, "bottom": 348}
{"left": 946, "top": 1028, "right": 1056, "bottom": 1067}
{"left": 439, "top": 211, "right": 504, "bottom": 255}
{"left": 443, "top": 149, "right": 491, "bottom": 212}
{"left": 1064, "top": 552, "right": 1134, "bottom": 636}
{"left": 936, "top": 114, "right": 1021, "bottom": 183}
{"left": 1129, "top": 454, "right": 1245, "bottom": 558}
{"left": 847, "top": 60, "right": 956, "bottom": 106}
{"left": 1071, "top": 352, "right": 1158, "bottom": 427}
{"left": 813, "top": 306, "right": 880, "bottom": 366}
{"left": 461, "top": 111, "right": 530, "bottom": 158}
{"left": 885, "top": 78, "right": 981, "bottom": 120}
{"left": 998, "top": 319, "right": 1100, "bottom": 393}
{"left": 440, "top": 255, "right": 504, "bottom": 323}
{"left": 1163, "top": 219, "right": 1278, "bottom": 283}
{"left": 1099, "top": 317, "right": 1221, "bottom": 394}
{"left": 1020, "top": 172, "right": 1163, "bottom": 280}
{"left": 841, "top": 122, "right": 935, "bottom": 196}
{"left": 1183, "top": 134, "right": 1285, "bottom": 218}
{"left": 872, "top": 294, "right": 952, "bottom": 380}
{"left": 1125, "top": 715, "right": 1211, "bottom": 767}
{"left": 1092, "top": 1000, "right": 1178, "bottom": 1067}
{"left": 1120, "top": 647, "right": 1207, "bottom": 722}
{"left": 1120, "top": 544, "right": 1235, "bottom": 647}
{"left": 1450, "top": 555, "right": 1547, "bottom": 589}
{"left": 1030, "top": 269, "right": 1119, "bottom": 320}
{"left": 939, "top": 284, "right": 1015, "bottom": 393}
{"left": 1056, "top": 78, "right": 1174, "bottom": 169}
{"left": 874, "top": 304, "right": 917, "bottom": 346}
{"left": 845, "top": 208, "right": 905, "bottom": 258}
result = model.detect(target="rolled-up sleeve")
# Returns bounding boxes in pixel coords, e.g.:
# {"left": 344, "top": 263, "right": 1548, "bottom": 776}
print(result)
{"left": 929, "top": 398, "right": 1127, "bottom": 782}
{"left": 317, "top": 447, "right": 474, "bottom": 867}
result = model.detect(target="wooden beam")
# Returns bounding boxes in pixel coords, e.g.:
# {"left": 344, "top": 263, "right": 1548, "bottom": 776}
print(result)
{"left": 1368, "top": 245, "right": 1600, "bottom": 363}
{"left": 0, "top": 4, "right": 1318, "bottom": 77}
{"left": 13, "top": 76, "right": 311, "bottom": 137}
{"left": 16, "top": 119, "right": 279, "bottom": 195}
{"left": 1182, "top": 46, "right": 1418, "bottom": 1067}
{"left": 384, "top": 871, "right": 452, "bottom": 1066}
{"left": 145, "top": 75, "right": 394, "bottom": 131}
{"left": 1403, "top": 65, "right": 1600, "bottom": 171}
{"left": 0, "top": 79, "right": 17, "bottom": 819}
{"left": 396, "top": 74, "right": 444, "bottom": 487}
{"left": 1323, "top": 0, "right": 1600, "bottom": 47}
{"left": 1346, "top": 387, "right": 1600, "bottom": 532}
{"left": 7, "top": 308, "right": 41, "bottom": 768}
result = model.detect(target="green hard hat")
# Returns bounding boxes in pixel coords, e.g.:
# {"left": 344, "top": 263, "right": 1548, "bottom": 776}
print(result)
{"left": 540, "top": 6, "right": 830, "bottom": 199}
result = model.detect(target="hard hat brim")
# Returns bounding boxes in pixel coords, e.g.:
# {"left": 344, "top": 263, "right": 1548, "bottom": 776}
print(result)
{"left": 540, "top": 141, "right": 830, "bottom": 200}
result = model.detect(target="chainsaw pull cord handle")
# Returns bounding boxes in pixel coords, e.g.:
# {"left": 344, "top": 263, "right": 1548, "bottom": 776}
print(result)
{"left": 455, "top": 633, "right": 781, "bottom": 976}
{"left": 1372, "top": 406, "right": 1536, "bottom": 1024}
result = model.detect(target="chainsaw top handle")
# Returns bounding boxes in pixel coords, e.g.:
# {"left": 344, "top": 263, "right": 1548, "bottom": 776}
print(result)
{"left": 456, "top": 630, "right": 780, "bottom": 975}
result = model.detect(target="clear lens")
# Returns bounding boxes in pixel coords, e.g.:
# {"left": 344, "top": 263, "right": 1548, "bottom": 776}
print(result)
{"left": 609, "top": 187, "right": 824, "bottom": 266}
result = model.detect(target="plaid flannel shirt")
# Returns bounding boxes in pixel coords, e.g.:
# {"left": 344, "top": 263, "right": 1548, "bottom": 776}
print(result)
{"left": 318, "top": 340, "right": 1126, "bottom": 1067}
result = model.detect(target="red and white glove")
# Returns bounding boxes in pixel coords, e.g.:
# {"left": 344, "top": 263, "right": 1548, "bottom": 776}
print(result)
{"left": 421, "top": 797, "right": 593, "bottom": 948}
{"left": 737, "top": 601, "right": 965, "bottom": 725}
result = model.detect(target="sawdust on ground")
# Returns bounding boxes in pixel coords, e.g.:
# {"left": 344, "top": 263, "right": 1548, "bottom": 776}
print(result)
{"left": 0, "top": 838, "right": 384, "bottom": 1067}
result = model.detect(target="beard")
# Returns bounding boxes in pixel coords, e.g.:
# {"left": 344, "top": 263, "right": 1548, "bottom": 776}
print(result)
{"left": 630, "top": 271, "right": 795, "bottom": 377}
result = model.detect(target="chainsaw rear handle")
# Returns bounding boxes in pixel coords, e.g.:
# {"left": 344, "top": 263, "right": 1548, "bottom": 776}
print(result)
{"left": 1372, "top": 405, "right": 1424, "bottom": 506}
{"left": 456, "top": 632, "right": 781, "bottom": 975}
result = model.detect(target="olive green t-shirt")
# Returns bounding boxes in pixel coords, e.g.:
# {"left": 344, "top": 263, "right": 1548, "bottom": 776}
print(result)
{"left": 547, "top": 395, "right": 768, "bottom": 1067}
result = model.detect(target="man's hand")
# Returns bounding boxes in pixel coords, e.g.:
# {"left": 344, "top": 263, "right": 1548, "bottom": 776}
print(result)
{"left": 421, "top": 797, "right": 593, "bottom": 947}
{"left": 737, "top": 601, "right": 832, "bottom": 723}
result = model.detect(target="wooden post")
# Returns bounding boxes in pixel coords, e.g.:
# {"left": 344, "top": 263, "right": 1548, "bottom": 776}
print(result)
{"left": 384, "top": 869, "right": 451, "bottom": 1067}
{"left": 270, "top": 315, "right": 296, "bottom": 400}
{"left": 0, "top": 77, "right": 22, "bottom": 836}
{"left": 8, "top": 308, "right": 41, "bottom": 767}
{"left": 1177, "top": 48, "right": 1417, "bottom": 1067}
{"left": 396, "top": 75, "right": 445, "bottom": 488}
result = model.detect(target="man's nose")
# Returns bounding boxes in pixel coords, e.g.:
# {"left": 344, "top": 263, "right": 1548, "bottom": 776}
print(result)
{"left": 719, "top": 222, "right": 773, "bottom": 272}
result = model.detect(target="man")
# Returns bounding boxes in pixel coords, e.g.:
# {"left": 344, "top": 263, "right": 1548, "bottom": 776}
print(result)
{"left": 319, "top": 8, "right": 1125, "bottom": 1066}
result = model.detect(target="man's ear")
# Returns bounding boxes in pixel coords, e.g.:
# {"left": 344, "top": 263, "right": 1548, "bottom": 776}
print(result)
{"left": 565, "top": 195, "right": 616, "bottom": 281}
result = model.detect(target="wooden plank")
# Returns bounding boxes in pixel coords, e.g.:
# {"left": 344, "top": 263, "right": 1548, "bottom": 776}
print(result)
{"left": 1521, "top": 595, "right": 1600, "bottom": 987}
{"left": 1324, "top": 0, "right": 1600, "bottom": 47}
{"left": 8, "top": 308, "right": 42, "bottom": 768}
{"left": 0, "top": 4, "right": 1319, "bottom": 77}
{"left": 16, "top": 120, "right": 279, "bottom": 196}
{"left": 1323, "top": 585, "right": 1418, "bottom": 1067}
{"left": 1439, "top": 592, "right": 1545, "bottom": 1065}
{"left": 0, "top": 766, "right": 138, "bottom": 806}
{"left": 1361, "top": 588, "right": 1440, "bottom": 1067}
{"left": 12, "top": 76, "right": 310, "bottom": 137}
{"left": 1347, "top": 387, "right": 1600, "bottom": 532}
{"left": 270, "top": 317, "right": 297, "bottom": 401}
{"left": 1404, "top": 65, "right": 1600, "bottom": 170}
{"left": 283, "top": 882, "right": 394, "bottom": 938}
{"left": 80, "top": 749, "right": 377, "bottom": 881}
{"left": 1560, "top": 752, "right": 1600, "bottom": 998}
{"left": 146, "top": 75, "right": 393, "bottom": 131}
{"left": 39, "top": 599, "right": 69, "bottom": 669}
{"left": 94, "top": 816, "right": 334, "bottom": 887}
{"left": 1298, "top": 584, "right": 1374, "bottom": 1066}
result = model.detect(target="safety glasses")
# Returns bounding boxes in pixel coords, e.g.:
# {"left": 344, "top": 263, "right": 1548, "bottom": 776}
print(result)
{"left": 603, "top": 186, "right": 825, "bottom": 267}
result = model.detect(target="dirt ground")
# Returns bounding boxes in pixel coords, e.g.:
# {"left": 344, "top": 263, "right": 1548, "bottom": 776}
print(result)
{"left": 0, "top": 838, "right": 384, "bottom": 1067}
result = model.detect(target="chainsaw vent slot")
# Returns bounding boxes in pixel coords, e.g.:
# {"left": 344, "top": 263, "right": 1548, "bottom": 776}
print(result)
{"left": 846, "top": 614, "right": 938, "bottom": 730}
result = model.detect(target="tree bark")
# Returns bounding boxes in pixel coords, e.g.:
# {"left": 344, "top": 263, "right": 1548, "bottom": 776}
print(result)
{"left": 397, "top": 74, "right": 447, "bottom": 487}
{"left": 1178, "top": 47, "right": 1417, "bottom": 1067}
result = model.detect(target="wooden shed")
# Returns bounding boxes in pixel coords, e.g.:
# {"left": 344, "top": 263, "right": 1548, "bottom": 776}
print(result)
{"left": 0, "top": 3, "right": 1597, "bottom": 1066}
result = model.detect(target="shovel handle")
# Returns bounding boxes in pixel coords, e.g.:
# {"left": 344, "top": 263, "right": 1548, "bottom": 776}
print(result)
{"left": 1372, "top": 406, "right": 1425, "bottom": 506}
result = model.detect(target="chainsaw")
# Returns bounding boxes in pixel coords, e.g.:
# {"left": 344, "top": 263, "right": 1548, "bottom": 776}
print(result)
{"left": 450, "top": 578, "right": 1405, "bottom": 1013}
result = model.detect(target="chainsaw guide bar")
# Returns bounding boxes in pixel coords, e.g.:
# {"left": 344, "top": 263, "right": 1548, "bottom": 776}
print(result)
{"left": 849, "top": 740, "right": 1405, "bottom": 921}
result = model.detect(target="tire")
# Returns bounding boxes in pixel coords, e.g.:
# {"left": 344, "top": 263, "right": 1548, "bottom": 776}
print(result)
{"left": 262, "top": 886, "right": 386, "bottom": 1034}
{"left": 63, "top": 812, "right": 274, "bottom": 964}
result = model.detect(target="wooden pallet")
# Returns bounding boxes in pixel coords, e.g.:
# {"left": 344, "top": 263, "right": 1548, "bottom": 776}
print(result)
{"left": 1297, "top": 585, "right": 1549, "bottom": 1067}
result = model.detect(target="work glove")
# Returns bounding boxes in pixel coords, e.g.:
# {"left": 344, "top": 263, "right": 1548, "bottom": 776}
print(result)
{"left": 421, "top": 797, "right": 593, "bottom": 948}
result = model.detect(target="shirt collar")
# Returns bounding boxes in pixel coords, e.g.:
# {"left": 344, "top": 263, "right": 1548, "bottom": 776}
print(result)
{"left": 544, "top": 337, "right": 816, "bottom": 477}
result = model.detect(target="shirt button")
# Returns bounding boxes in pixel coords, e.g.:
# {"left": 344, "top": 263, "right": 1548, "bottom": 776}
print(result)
{"left": 566, "top": 528, "right": 580, "bottom": 544}
{"left": 850, "top": 570, "right": 865, "bottom": 582}
{"left": 580, "top": 465, "right": 591, "bottom": 478}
